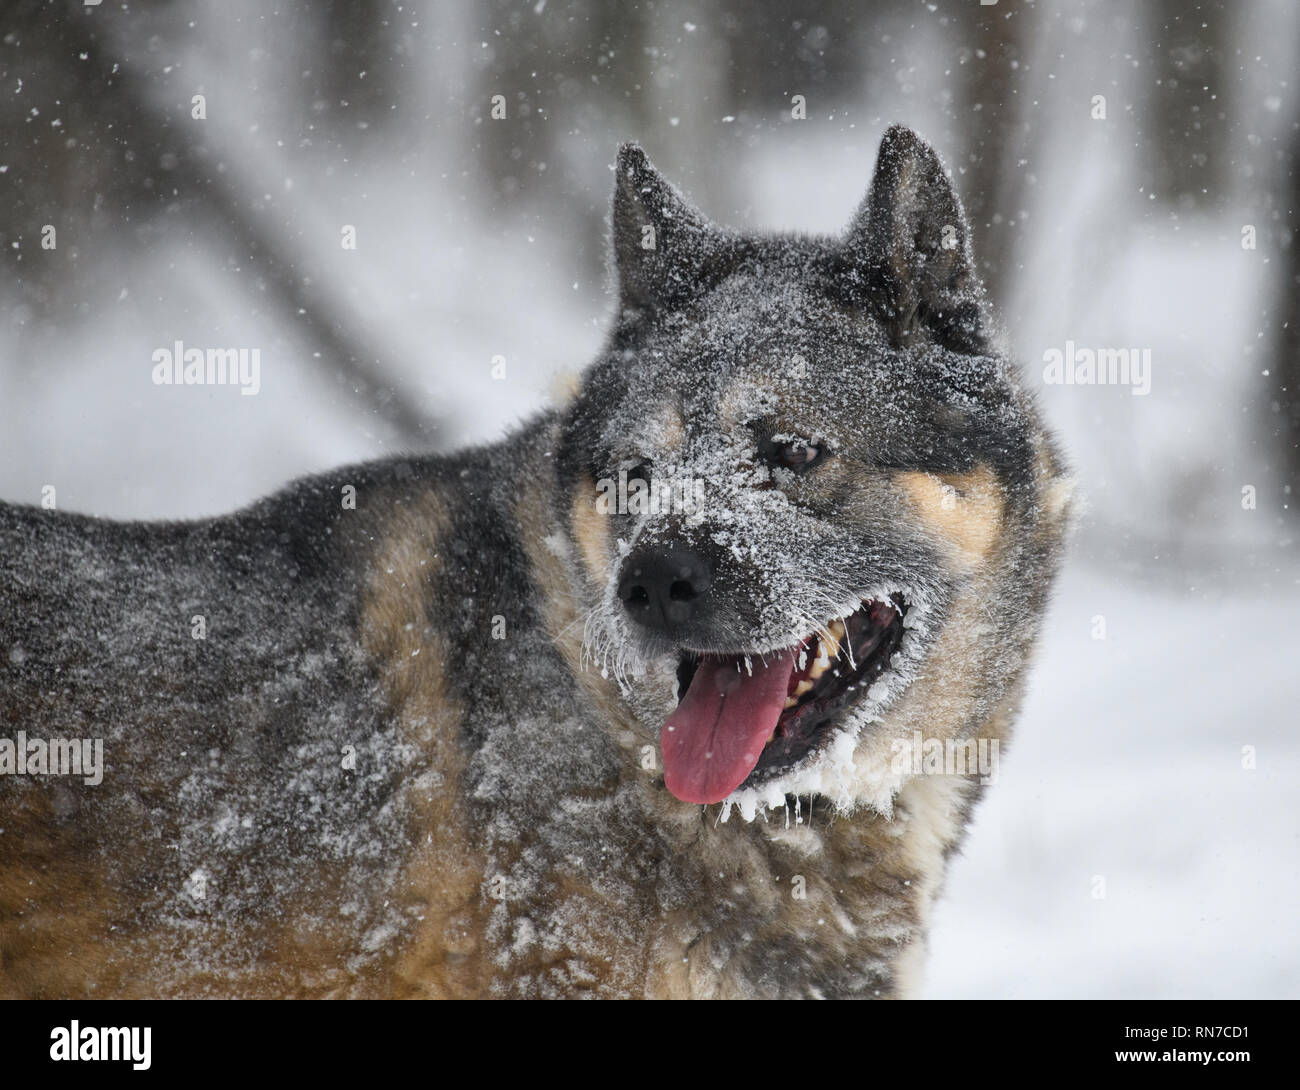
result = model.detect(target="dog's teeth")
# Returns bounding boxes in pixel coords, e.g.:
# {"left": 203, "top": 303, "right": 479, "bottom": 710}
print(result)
{"left": 818, "top": 629, "right": 842, "bottom": 664}
{"left": 766, "top": 731, "right": 776, "bottom": 743}
{"left": 793, "top": 679, "right": 813, "bottom": 697}
{"left": 783, "top": 697, "right": 797, "bottom": 709}
{"left": 829, "top": 618, "right": 846, "bottom": 640}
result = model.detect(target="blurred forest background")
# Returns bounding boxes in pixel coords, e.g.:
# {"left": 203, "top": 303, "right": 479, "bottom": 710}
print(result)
{"left": 1, "top": 0, "right": 1296, "bottom": 998}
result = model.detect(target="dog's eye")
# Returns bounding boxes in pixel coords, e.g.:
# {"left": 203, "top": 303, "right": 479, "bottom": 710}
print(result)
{"left": 626, "top": 461, "right": 653, "bottom": 484}
{"left": 760, "top": 437, "right": 828, "bottom": 473}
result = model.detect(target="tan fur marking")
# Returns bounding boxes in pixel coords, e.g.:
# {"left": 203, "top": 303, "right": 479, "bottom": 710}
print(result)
{"left": 0, "top": 788, "right": 130, "bottom": 998}
{"left": 895, "top": 466, "right": 1005, "bottom": 565}
{"left": 656, "top": 407, "right": 687, "bottom": 450}
{"left": 358, "top": 493, "right": 488, "bottom": 998}
{"left": 546, "top": 368, "right": 581, "bottom": 408}
{"left": 527, "top": 477, "right": 641, "bottom": 756}
{"left": 570, "top": 476, "right": 616, "bottom": 589}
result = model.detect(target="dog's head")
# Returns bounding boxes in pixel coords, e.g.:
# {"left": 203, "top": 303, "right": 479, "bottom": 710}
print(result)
{"left": 556, "top": 126, "right": 1071, "bottom": 817}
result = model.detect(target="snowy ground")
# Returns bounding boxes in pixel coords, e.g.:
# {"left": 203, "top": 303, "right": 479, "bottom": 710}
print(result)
{"left": 923, "top": 551, "right": 1300, "bottom": 999}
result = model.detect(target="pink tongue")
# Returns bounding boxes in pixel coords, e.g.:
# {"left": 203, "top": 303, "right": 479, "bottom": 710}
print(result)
{"left": 661, "top": 650, "right": 796, "bottom": 804}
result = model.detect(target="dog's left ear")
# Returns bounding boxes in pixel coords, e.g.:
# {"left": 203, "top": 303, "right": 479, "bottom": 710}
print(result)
{"left": 846, "top": 125, "right": 987, "bottom": 353}
{"left": 612, "top": 144, "right": 725, "bottom": 318}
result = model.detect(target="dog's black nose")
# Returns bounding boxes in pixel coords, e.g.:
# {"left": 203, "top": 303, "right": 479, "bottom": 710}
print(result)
{"left": 618, "top": 548, "right": 711, "bottom": 634}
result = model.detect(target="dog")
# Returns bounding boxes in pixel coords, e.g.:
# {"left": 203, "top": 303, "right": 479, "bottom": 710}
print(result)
{"left": 0, "top": 125, "right": 1071, "bottom": 998}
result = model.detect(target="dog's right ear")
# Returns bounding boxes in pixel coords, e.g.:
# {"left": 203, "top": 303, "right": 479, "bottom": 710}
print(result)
{"left": 612, "top": 144, "right": 723, "bottom": 316}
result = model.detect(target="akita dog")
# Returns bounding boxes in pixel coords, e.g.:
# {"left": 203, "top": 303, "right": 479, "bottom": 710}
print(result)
{"left": 0, "top": 126, "right": 1070, "bottom": 999}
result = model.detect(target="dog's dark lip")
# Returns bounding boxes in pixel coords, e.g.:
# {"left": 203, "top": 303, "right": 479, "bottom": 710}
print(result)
{"left": 673, "top": 593, "right": 908, "bottom": 788}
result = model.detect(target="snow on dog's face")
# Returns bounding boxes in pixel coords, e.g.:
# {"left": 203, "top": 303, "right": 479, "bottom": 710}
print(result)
{"left": 557, "top": 128, "right": 1071, "bottom": 819}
